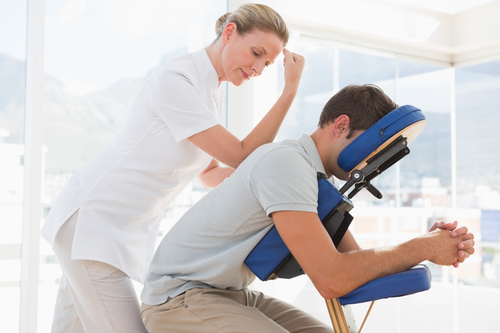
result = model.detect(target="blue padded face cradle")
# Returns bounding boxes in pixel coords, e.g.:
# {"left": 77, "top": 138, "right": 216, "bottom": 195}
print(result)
{"left": 245, "top": 178, "right": 348, "bottom": 281}
{"left": 338, "top": 265, "right": 431, "bottom": 306}
{"left": 338, "top": 105, "right": 425, "bottom": 172}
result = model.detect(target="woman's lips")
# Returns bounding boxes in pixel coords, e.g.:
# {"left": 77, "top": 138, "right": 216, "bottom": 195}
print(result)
{"left": 240, "top": 69, "right": 250, "bottom": 80}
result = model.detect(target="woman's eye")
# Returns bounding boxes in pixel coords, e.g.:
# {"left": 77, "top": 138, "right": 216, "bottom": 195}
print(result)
{"left": 253, "top": 51, "right": 259, "bottom": 56}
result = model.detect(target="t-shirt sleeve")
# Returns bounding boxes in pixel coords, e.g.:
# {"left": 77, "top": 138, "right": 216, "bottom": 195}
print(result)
{"left": 149, "top": 67, "right": 219, "bottom": 142}
{"left": 248, "top": 148, "right": 318, "bottom": 217}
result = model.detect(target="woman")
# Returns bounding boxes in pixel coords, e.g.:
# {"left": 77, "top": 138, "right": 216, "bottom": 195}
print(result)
{"left": 42, "top": 3, "right": 304, "bottom": 333}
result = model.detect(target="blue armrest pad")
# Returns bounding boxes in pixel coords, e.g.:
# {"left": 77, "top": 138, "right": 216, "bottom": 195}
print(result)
{"left": 338, "top": 105, "right": 425, "bottom": 172}
{"left": 338, "top": 265, "right": 431, "bottom": 306}
{"left": 245, "top": 179, "right": 345, "bottom": 281}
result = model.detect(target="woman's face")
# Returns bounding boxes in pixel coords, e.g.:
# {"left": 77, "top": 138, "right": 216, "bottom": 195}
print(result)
{"left": 220, "top": 24, "right": 283, "bottom": 86}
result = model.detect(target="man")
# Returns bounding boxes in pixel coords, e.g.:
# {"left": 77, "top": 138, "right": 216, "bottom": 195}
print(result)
{"left": 140, "top": 84, "right": 475, "bottom": 333}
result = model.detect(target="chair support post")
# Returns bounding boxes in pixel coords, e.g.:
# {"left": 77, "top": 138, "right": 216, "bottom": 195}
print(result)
{"left": 325, "top": 298, "right": 350, "bottom": 333}
{"left": 343, "top": 305, "right": 358, "bottom": 333}
{"left": 358, "top": 301, "right": 375, "bottom": 333}
{"left": 326, "top": 298, "right": 377, "bottom": 333}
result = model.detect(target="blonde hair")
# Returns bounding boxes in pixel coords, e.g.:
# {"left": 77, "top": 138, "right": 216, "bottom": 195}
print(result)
{"left": 215, "top": 3, "right": 289, "bottom": 45}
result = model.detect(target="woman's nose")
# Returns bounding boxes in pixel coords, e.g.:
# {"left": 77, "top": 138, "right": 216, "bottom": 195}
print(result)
{"left": 252, "top": 61, "right": 265, "bottom": 76}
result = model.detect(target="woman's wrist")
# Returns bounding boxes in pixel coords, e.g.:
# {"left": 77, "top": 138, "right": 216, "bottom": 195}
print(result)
{"left": 281, "top": 83, "right": 299, "bottom": 98}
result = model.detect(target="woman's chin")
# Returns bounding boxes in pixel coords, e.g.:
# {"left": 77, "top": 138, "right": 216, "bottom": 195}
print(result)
{"left": 231, "top": 78, "right": 246, "bottom": 87}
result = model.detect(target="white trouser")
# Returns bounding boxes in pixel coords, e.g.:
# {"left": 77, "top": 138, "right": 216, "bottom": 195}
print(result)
{"left": 51, "top": 210, "right": 148, "bottom": 333}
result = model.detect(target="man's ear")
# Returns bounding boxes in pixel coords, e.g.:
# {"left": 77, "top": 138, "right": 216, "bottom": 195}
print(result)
{"left": 333, "top": 115, "right": 351, "bottom": 138}
{"left": 222, "top": 22, "right": 237, "bottom": 45}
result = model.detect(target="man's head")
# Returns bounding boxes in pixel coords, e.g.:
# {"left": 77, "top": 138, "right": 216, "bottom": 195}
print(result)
{"left": 318, "top": 84, "right": 398, "bottom": 138}
{"left": 311, "top": 84, "right": 398, "bottom": 180}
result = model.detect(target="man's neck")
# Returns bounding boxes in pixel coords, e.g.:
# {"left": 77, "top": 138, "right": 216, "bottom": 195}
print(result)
{"left": 310, "top": 129, "right": 333, "bottom": 178}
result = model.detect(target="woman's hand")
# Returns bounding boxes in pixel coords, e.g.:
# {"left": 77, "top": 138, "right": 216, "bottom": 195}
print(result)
{"left": 282, "top": 48, "right": 305, "bottom": 94}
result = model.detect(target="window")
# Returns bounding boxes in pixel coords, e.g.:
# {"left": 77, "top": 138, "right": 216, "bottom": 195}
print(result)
{"left": 0, "top": 1, "right": 27, "bottom": 332}
{"left": 5, "top": 1, "right": 500, "bottom": 331}
{"left": 251, "top": 33, "right": 497, "bottom": 332}
{"left": 455, "top": 61, "right": 500, "bottom": 332}
{"left": 39, "top": 1, "right": 226, "bottom": 331}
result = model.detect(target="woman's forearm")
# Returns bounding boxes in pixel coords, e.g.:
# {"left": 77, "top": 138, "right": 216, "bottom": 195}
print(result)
{"left": 189, "top": 88, "right": 298, "bottom": 169}
{"left": 188, "top": 51, "right": 304, "bottom": 169}
{"left": 240, "top": 50, "right": 304, "bottom": 159}
{"left": 240, "top": 87, "right": 297, "bottom": 150}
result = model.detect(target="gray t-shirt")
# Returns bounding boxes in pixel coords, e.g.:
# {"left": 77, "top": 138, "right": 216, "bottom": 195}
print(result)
{"left": 141, "top": 134, "right": 327, "bottom": 305}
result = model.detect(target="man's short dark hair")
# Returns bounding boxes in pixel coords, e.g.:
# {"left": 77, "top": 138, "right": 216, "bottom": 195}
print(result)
{"left": 318, "top": 84, "right": 398, "bottom": 138}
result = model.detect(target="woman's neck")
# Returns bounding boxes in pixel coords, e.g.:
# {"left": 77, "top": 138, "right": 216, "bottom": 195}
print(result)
{"left": 205, "top": 40, "right": 227, "bottom": 83}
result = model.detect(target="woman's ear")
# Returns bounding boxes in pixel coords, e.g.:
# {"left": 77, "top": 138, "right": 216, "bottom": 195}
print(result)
{"left": 222, "top": 22, "right": 237, "bottom": 45}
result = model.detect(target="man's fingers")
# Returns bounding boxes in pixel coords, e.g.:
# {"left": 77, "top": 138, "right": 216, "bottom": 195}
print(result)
{"left": 460, "top": 246, "right": 475, "bottom": 256}
{"left": 460, "top": 232, "right": 475, "bottom": 241}
{"left": 451, "top": 226, "right": 468, "bottom": 237}
{"left": 445, "top": 221, "right": 458, "bottom": 230}
{"left": 458, "top": 238, "right": 475, "bottom": 250}
{"left": 429, "top": 221, "right": 442, "bottom": 232}
{"left": 458, "top": 250, "right": 469, "bottom": 259}
{"left": 429, "top": 220, "right": 457, "bottom": 232}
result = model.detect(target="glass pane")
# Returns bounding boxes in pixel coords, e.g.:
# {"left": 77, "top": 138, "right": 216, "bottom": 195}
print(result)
{"left": 40, "top": 1, "right": 227, "bottom": 332}
{"left": 251, "top": 39, "right": 497, "bottom": 331}
{"left": 398, "top": 60, "right": 451, "bottom": 198}
{"left": 455, "top": 61, "right": 500, "bottom": 333}
{"left": 339, "top": 49, "right": 396, "bottom": 88}
{"left": 276, "top": 38, "right": 335, "bottom": 141}
{"left": 456, "top": 61, "right": 500, "bottom": 210}
{"left": 397, "top": 61, "right": 453, "bottom": 248}
{"left": 0, "top": 0, "right": 27, "bottom": 332}
{"left": 339, "top": 49, "right": 397, "bottom": 208}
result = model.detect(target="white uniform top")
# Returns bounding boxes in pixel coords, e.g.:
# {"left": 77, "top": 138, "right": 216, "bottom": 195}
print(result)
{"left": 41, "top": 49, "right": 223, "bottom": 283}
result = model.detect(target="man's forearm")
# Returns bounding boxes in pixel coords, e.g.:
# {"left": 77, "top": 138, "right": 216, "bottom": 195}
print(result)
{"left": 313, "top": 227, "right": 468, "bottom": 299}
{"left": 327, "top": 237, "right": 428, "bottom": 297}
{"left": 336, "top": 230, "right": 361, "bottom": 253}
{"left": 273, "top": 211, "right": 468, "bottom": 300}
